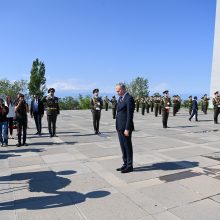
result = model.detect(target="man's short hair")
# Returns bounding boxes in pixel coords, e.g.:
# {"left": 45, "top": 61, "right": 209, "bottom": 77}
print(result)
{"left": 116, "top": 83, "right": 126, "bottom": 91}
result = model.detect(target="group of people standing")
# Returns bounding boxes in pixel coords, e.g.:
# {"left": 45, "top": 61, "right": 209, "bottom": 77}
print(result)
{"left": 0, "top": 93, "right": 30, "bottom": 147}
{"left": 135, "top": 94, "right": 181, "bottom": 117}
{"left": 0, "top": 88, "right": 60, "bottom": 147}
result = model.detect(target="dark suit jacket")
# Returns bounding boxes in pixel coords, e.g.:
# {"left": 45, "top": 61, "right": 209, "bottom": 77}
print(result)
{"left": 116, "top": 93, "right": 135, "bottom": 132}
{"left": 192, "top": 100, "right": 198, "bottom": 110}
{"left": 30, "top": 99, "right": 44, "bottom": 116}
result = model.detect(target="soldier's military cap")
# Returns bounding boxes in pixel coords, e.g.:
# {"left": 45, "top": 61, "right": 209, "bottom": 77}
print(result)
{"left": 163, "top": 90, "right": 169, "bottom": 94}
{"left": 48, "top": 88, "right": 55, "bottom": 93}
{"left": 112, "top": 95, "right": 115, "bottom": 98}
{"left": 189, "top": 95, "right": 192, "bottom": 98}
{"left": 204, "top": 94, "right": 207, "bottom": 96}
{"left": 214, "top": 91, "right": 219, "bottom": 95}
{"left": 93, "top": 88, "right": 99, "bottom": 94}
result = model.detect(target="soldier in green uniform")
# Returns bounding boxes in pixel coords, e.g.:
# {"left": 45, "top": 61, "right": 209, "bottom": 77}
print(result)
{"left": 145, "top": 96, "right": 150, "bottom": 113}
{"left": 172, "top": 95, "right": 178, "bottom": 116}
{"left": 110, "top": 95, "right": 117, "bottom": 119}
{"left": 90, "top": 88, "right": 103, "bottom": 134}
{"left": 140, "top": 96, "right": 146, "bottom": 115}
{"left": 201, "top": 94, "right": 209, "bottom": 114}
{"left": 161, "top": 90, "right": 171, "bottom": 128}
{"left": 135, "top": 96, "right": 140, "bottom": 112}
{"left": 188, "top": 96, "right": 193, "bottom": 115}
{"left": 43, "top": 88, "right": 60, "bottom": 137}
{"left": 154, "top": 95, "right": 161, "bottom": 117}
{"left": 213, "top": 91, "right": 220, "bottom": 124}
{"left": 104, "top": 96, "right": 110, "bottom": 111}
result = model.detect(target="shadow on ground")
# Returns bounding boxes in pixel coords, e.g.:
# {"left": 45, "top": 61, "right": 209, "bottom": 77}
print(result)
{"left": 0, "top": 170, "right": 110, "bottom": 210}
{"left": 134, "top": 161, "right": 199, "bottom": 172}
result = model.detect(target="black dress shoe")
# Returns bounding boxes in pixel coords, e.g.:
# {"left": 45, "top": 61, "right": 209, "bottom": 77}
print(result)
{"left": 121, "top": 166, "right": 133, "bottom": 173}
{"left": 116, "top": 165, "right": 126, "bottom": 171}
{"left": 16, "top": 143, "right": 21, "bottom": 147}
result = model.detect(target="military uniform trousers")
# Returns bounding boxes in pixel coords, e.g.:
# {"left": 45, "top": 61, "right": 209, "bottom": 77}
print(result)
{"left": 173, "top": 105, "right": 178, "bottom": 116}
{"left": 112, "top": 108, "right": 116, "bottom": 119}
{"left": 151, "top": 103, "right": 154, "bottom": 112}
{"left": 159, "top": 105, "right": 162, "bottom": 115}
{"left": 202, "top": 105, "right": 208, "bottom": 114}
{"left": 136, "top": 103, "right": 139, "bottom": 112}
{"left": 154, "top": 104, "right": 159, "bottom": 117}
{"left": 105, "top": 103, "right": 109, "bottom": 111}
{"left": 162, "top": 109, "right": 169, "bottom": 128}
{"left": 92, "top": 110, "right": 101, "bottom": 132}
{"left": 146, "top": 104, "right": 150, "bottom": 113}
{"left": 47, "top": 112, "right": 57, "bottom": 135}
{"left": 189, "top": 106, "right": 192, "bottom": 115}
{"left": 141, "top": 104, "right": 145, "bottom": 115}
{"left": 214, "top": 107, "right": 220, "bottom": 124}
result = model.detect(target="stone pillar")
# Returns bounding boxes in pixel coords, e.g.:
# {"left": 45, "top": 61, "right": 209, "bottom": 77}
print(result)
{"left": 210, "top": 0, "right": 220, "bottom": 108}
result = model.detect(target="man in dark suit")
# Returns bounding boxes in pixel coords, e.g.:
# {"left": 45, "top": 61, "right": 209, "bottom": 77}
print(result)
{"left": 115, "top": 83, "right": 135, "bottom": 173}
{"left": 189, "top": 96, "right": 198, "bottom": 122}
{"left": 30, "top": 94, "right": 44, "bottom": 135}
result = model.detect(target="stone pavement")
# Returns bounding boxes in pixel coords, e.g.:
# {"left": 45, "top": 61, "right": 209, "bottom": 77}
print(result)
{"left": 1, "top": 109, "right": 220, "bottom": 220}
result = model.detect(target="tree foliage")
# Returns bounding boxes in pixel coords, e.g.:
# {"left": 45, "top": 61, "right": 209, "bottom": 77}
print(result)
{"left": 0, "top": 79, "right": 28, "bottom": 100}
{"left": 78, "top": 94, "right": 91, "bottom": 109}
{"left": 59, "top": 96, "right": 79, "bottom": 110}
{"left": 28, "top": 58, "right": 47, "bottom": 98}
{"left": 126, "top": 77, "right": 149, "bottom": 98}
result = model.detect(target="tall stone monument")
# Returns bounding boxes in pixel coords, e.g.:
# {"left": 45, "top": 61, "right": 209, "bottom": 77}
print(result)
{"left": 210, "top": 0, "right": 220, "bottom": 106}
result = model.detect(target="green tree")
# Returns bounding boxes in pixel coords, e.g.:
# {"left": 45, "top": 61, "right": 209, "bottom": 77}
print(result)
{"left": 28, "top": 58, "right": 47, "bottom": 98}
{"left": 126, "top": 77, "right": 149, "bottom": 98}
{"left": 78, "top": 94, "right": 91, "bottom": 109}
{"left": 0, "top": 79, "right": 28, "bottom": 100}
{"left": 59, "top": 96, "right": 79, "bottom": 110}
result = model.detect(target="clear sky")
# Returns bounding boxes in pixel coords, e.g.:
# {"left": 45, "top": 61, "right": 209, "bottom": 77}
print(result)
{"left": 0, "top": 0, "right": 217, "bottom": 97}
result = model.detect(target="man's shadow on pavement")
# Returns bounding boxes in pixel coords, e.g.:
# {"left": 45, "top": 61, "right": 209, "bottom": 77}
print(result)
{"left": 0, "top": 170, "right": 110, "bottom": 210}
{"left": 134, "top": 161, "right": 199, "bottom": 172}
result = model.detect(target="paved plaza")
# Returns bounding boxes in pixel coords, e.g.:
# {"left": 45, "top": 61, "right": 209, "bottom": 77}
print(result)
{"left": 1, "top": 108, "right": 220, "bottom": 219}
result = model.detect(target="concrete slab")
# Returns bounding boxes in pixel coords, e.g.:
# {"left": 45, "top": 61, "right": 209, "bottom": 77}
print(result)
{"left": 170, "top": 199, "right": 220, "bottom": 220}
{"left": 137, "top": 182, "right": 204, "bottom": 209}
